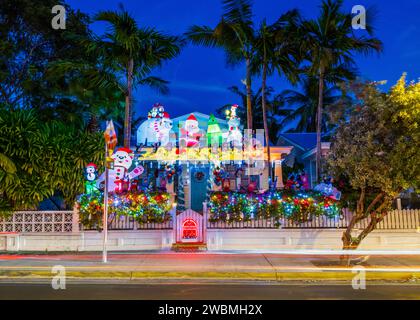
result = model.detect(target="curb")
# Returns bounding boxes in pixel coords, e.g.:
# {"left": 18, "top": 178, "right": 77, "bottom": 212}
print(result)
{"left": 0, "top": 270, "right": 419, "bottom": 282}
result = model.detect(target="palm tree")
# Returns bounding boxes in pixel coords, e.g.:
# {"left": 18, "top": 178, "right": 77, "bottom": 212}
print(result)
{"left": 46, "top": 62, "right": 126, "bottom": 132}
{"left": 89, "top": 6, "right": 182, "bottom": 147}
{"left": 186, "top": 0, "right": 255, "bottom": 129}
{"left": 301, "top": 0, "right": 382, "bottom": 181}
{"left": 252, "top": 10, "right": 301, "bottom": 177}
{"left": 278, "top": 76, "right": 346, "bottom": 132}
{"left": 217, "top": 85, "right": 290, "bottom": 140}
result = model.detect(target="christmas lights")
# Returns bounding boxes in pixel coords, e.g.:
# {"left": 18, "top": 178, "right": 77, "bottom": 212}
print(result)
{"left": 76, "top": 191, "right": 172, "bottom": 229}
{"left": 208, "top": 190, "right": 341, "bottom": 226}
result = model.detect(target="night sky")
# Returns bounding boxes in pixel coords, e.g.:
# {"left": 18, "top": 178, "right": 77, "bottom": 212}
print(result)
{"left": 67, "top": 0, "right": 420, "bottom": 119}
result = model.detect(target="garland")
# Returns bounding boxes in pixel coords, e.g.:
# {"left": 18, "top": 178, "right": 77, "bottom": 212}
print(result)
{"left": 208, "top": 190, "right": 341, "bottom": 226}
{"left": 76, "top": 191, "right": 172, "bottom": 229}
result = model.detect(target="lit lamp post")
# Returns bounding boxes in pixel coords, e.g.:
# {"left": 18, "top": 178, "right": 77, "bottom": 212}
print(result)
{"left": 103, "top": 120, "right": 117, "bottom": 263}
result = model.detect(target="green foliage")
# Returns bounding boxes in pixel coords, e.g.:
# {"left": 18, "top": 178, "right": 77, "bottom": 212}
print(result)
{"left": 77, "top": 191, "right": 173, "bottom": 230}
{"left": 0, "top": 0, "right": 91, "bottom": 111}
{"left": 328, "top": 75, "right": 420, "bottom": 248}
{"left": 278, "top": 76, "right": 351, "bottom": 133}
{"left": 0, "top": 108, "right": 103, "bottom": 211}
{"left": 328, "top": 77, "right": 420, "bottom": 202}
{"left": 208, "top": 190, "right": 341, "bottom": 226}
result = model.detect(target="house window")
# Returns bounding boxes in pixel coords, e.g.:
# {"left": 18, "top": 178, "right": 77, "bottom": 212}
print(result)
{"left": 182, "top": 219, "right": 197, "bottom": 239}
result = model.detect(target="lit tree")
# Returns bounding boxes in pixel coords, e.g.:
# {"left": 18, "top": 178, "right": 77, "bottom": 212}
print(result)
{"left": 328, "top": 75, "right": 420, "bottom": 250}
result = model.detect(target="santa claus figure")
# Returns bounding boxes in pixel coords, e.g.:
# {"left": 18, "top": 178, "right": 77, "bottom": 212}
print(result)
{"left": 180, "top": 114, "right": 202, "bottom": 148}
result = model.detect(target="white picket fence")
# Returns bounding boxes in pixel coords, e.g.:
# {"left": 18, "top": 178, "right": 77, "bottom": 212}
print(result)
{"left": 0, "top": 209, "right": 419, "bottom": 233}
{"left": 207, "top": 209, "right": 420, "bottom": 230}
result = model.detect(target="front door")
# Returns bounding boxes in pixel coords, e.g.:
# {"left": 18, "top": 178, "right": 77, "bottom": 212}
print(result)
{"left": 190, "top": 166, "right": 209, "bottom": 212}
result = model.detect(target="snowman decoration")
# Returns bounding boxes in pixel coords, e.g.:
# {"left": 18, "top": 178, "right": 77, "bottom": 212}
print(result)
{"left": 137, "top": 104, "right": 174, "bottom": 147}
{"left": 180, "top": 114, "right": 203, "bottom": 148}
{"left": 84, "top": 163, "right": 98, "bottom": 194}
{"left": 224, "top": 105, "right": 243, "bottom": 147}
{"left": 98, "top": 147, "right": 144, "bottom": 193}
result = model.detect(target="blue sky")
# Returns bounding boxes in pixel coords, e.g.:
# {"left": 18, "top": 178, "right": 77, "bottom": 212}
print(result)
{"left": 67, "top": 0, "right": 420, "bottom": 118}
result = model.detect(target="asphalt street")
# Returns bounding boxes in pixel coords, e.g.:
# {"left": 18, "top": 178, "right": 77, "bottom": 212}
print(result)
{"left": 0, "top": 281, "right": 419, "bottom": 300}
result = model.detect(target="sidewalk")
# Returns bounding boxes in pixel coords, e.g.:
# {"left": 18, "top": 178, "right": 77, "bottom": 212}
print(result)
{"left": 1, "top": 252, "right": 420, "bottom": 282}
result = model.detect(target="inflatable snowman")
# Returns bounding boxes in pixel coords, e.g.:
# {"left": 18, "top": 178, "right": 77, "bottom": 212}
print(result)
{"left": 98, "top": 147, "right": 144, "bottom": 193}
{"left": 137, "top": 104, "right": 174, "bottom": 147}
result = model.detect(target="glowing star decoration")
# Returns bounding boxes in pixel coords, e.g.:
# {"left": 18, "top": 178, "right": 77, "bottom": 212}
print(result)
{"left": 224, "top": 105, "right": 242, "bottom": 147}
{"left": 84, "top": 163, "right": 98, "bottom": 194}
{"left": 137, "top": 104, "right": 174, "bottom": 147}
{"left": 207, "top": 114, "right": 223, "bottom": 146}
{"left": 180, "top": 114, "right": 203, "bottom": 148}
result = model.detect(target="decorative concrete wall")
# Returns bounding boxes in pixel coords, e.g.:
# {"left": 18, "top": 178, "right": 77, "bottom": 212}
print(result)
{"left": 206, "top": 229, "right": 420, "bottom": 251}
{"left": 0, "top": 230, "right": 174, "bottom": 252}
{"left": 1, "top": 228, "right": 419, "bottom": 252}
{"left": 1, "top": 209, "right": 419, "bottom": 252}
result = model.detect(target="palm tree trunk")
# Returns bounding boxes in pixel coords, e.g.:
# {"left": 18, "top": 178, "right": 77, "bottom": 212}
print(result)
{"left": 261, "top": 59, "right": 271, "bottom": 179}
{"left": 245, "top": 58, "right": 253, "bottom": 130}
{"left": 316, "top": 69, "right": 324, "bottom": 182}
{"left": 87, "top": 114, "right": 99, "bottom": 133}
{"left": 123, "top": 58, "right": 134, "bottom": 148}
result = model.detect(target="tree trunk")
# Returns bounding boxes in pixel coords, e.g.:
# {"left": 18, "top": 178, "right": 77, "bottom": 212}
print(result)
{"left": 342, "top": 212, "right": 361, "bottom": 250}
{"left": 87, "top": 114, "right": 99, "bottom": 133}
{"left": 123, "top": 58, "right": 134, "bottom": 148}
{"left": 261, "top": 59, "right": 271, "bottom": 179}
{"left": 315, "top": 69, "right": 324, "bottom": 182}
{"left": 246, "top": 58, "right": 253, "bottom": 130}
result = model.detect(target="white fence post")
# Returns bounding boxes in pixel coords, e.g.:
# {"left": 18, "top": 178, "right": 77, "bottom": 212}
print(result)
{"left": 203, "top": 202, "right": 207, "bottom": 244}
{"left": 171, "top": 204, "right": 177, "bottom": 244}
{"left": 72, "top": 204, "right": 80, "bottom": 233}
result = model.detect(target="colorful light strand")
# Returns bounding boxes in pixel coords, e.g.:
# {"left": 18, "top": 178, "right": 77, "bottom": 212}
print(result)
{"left": 208, "top": 190, "right": 341, "bottom": 226}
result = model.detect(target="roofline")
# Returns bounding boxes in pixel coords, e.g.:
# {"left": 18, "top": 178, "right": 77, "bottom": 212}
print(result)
{"left": 172, "top": 111, "right": 228, "bottom": 124}
{"left": 301, "top": 142, "right": 331, "bottom": 159}
{"left": 277, "top": 134, "right": 307, "bottom": 151}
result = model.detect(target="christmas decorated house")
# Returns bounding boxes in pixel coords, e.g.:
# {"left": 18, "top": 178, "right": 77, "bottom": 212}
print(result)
{"left": 77, "top": 103, "right": 341, "bottom": 246}
{"left": 134, "top": 104, "right": 292, "bottom": 213}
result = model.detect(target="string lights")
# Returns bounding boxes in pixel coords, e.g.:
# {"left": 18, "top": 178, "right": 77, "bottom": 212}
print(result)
{"left": 208, "top": 190, "right": 341, "bottom": 226}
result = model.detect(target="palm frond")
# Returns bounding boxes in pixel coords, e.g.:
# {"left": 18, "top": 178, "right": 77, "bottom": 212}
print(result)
{"left": 185, "top": 25, "right": 219, "bottom": 47}
{"left": 137, "top": 76, "right": 170, "bottom": 95}
{"left": 0, "top": 153, "right": 16, "bottom": 174}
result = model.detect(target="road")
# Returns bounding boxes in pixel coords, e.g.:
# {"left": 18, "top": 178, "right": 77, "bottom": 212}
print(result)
{"left": 0, "top": 281, "right": 419, "bottom": 300}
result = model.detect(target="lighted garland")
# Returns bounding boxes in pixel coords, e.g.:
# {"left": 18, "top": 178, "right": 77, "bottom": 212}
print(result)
{"left": 208, "top": 190, "right": 341, "bottom": 226}
{"left": 76, "top": 191, "right": 172, "bottom": 229}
